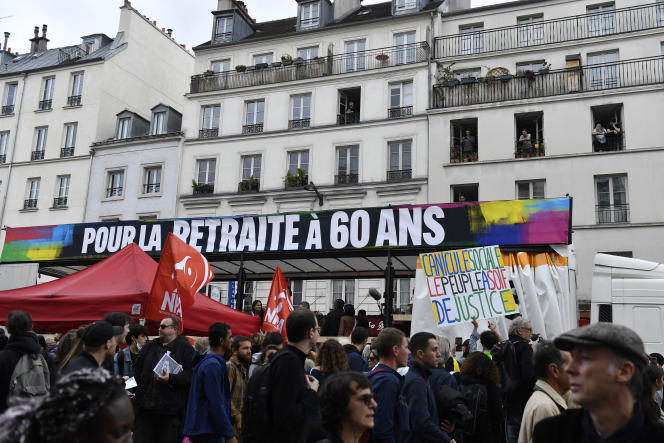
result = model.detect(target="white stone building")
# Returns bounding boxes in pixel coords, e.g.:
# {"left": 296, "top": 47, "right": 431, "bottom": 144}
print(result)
{"left": 428, "top": 0, "right": 664, "bottom": 310}
{"left": 0, "top": 2, "right": 193, "bottom": 250}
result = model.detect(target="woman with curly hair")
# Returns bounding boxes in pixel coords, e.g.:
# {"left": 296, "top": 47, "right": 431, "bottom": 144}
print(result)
{"left": 306, "top": 339, "right": 349, "bottom": 423}
{"left": 454, "top": 351, "right": 503, "bottom": 443}
{"left": 0, "top": 368, "right": 133, "bottom": 443}
{"left": 314, "top": 371, "right": 377, "bottom": 443}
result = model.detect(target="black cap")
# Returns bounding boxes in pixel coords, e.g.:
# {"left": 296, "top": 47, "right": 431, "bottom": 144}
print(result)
{"left": 82, "top": 321, "right": 123, "bottom": 347}
{"left": 554, "top": 322, "right": 648, "bottom": 367}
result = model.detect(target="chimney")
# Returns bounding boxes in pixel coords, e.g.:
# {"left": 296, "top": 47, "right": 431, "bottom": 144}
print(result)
{"left": 167, "top": 29, "right": 173, "bottom": 37}
{"left": 217, "top": 0, "right": 233, "bottom": 10}
{"left": 334, "top": 0, "right": 362, "bottom": 21}
{"left": 2, "top": 32, "right": 9, "bottom": 51}
{"left": 29, "top": 24, "right": 49, "bottom": 53}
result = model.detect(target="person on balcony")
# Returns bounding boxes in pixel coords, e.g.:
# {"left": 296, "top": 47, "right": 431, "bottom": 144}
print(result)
{"left": 606, "top": 119, "right": 622, "bottom": 150}
{"left": 518, "top": 129, "right": 533, "bottom": 156}
{"left": 592, "top": 123, "right": 608, "bottom": 151}
{"left": 461, "top": 130, "right": 476, "bottom": 162}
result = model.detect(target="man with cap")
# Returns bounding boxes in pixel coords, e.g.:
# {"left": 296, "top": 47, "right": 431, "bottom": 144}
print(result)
{"left": 63, "top": 321, "right": 122, "bottom": 374}
{"left": 533, "top": 323, "right": 664, "bottom": 442}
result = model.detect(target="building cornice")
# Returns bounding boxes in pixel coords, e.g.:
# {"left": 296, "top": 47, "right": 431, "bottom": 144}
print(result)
{"left": 0, "top": 155, "right": 91, "bottom": 168}
{"left": 573, "top": 222, "right": 664, "bottom": 230}
{"left": 91, "top": 132, "right": 184, "bottom": 150}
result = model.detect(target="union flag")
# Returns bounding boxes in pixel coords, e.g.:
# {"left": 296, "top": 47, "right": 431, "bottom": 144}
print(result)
{"left": 262, "top": 267, "right": 293, "bottom": 342}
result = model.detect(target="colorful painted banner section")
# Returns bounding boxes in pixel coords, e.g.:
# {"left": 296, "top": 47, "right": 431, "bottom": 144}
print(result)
{"left": 419, "top": 245, "right": 519, "bottom": 327}
{"left": 1, "top": 198, "right": 571, "bottom": 263}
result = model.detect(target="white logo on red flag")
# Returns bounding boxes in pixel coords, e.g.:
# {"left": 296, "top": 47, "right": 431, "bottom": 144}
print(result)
{"left": 262, "top": 267, "right": 293, "bottom": 342}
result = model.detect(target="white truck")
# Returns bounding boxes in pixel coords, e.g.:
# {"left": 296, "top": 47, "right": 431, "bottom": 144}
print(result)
{"left": 592, "top": 253, "right": 664, "bottom": 355}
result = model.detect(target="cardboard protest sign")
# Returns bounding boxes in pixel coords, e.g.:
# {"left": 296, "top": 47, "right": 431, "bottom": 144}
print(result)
{"left": 418, "top": 245, "right": 518, "bottom": 327}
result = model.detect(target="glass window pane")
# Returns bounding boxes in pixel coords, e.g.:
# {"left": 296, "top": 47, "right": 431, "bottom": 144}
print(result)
{"left": 517, "top": 182, "right": 531, "bottom": 199}
{"left": 532, "top": 181, "right": 545, "bottom": 199}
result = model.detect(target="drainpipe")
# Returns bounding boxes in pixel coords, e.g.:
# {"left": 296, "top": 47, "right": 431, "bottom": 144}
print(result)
{"left": 0, "top": 72, "right": 28, "bottom": 232}
{"left": 81, "top": 146, "right": 95, "bottom": 222}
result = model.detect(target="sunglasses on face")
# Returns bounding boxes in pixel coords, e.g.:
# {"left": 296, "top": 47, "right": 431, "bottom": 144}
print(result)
{"left": 159, "top": 324, "right": 172, "bottom": 329}
{"left": 355, "top": 393, "right": 375, "bottom": 407}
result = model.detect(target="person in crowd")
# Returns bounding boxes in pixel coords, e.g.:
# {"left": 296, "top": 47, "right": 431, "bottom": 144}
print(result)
{"left": 650, "top": 353, "right": 664, "bottom": 407}
{"left": 503, "top": 317, "right": 536, "bottom": 443}
{"left": 357, "top": 309, "right": 370, "bottom": 329}
{"left": 248, "top": 331, "right": 284, "bottom": 378}
{"left": 46, "top": 332, "right": 61, "bottom": 357}
{"left": 460, "top": 129, "right": 476, "bottom": 161}
{"left": 194, "top": 336, "right": 210, "bottom": 355}
{"left": 251, "top": 300, "right": 264, "bottom": 319}
{"left": 265, "top": 309, "right": 319, "bottom": 443}
{"left": 322, "top": 299, "right": 345, "bottom": 336}
{"left": 642, "top": 364, "right": 664, "bottom": 423}
{"left": 444, "top": 341, "right": 461, "bottom": 372}
{"left": 469, "top": 318, "right": 502, "bottom": 358}
{"left": 259, "top": 344, "right": 280, "bottom": 365}
{"left": 0, "top": 368, "right": 134, "bottom": 443}
{"left": 63, "top": 321, "right": 122, "bottom": 375}
{"left": 0, "top": 330, "right": 7, "bottom": 350}
{"left": 403, "top": 332, "right": 454, "bottom": 443}
{"left": 249, "top": 332, "right": 264, "bottom": 355}
{"left": 518, "top": 342, "right": 571, "bottom": 443}
{"left": 299, "top": 301, "right": 311, "bottom": 310}
{"left": 114, "top": 323, "right": 148, "bottom": 378}
{"left": 533, "top": 323, "right": 664, "bottom": 441}
{"left": 228, "top": 335, "right": 251, "bottom": 439}
{"left": 101, "top": 312, "right": 132, "bottom": 372}
{"left": 344, "top": 327, "right": 369, "bottom": 372}
{"left": 339, "top": 304, "right": 357, "bottom": 336}
{"left": 455, "top": 351, "right": 503, "bottom": 443}
{"left": 592, "top": 123, "right": 608, "bottom": 151}
{"left": 309, "top": 339, "right": 350, "bottom": 423}
{"left": 183, "top": 322, "right": 235, "bottom": 443}
{"left": 430, "top": 335, "right": 458, "bottom": 392}
{"left": 315, "top": 371, "right": 377, "bottom": 443}
{"left": 369, "top": 327, "right": 410, "bottom": 443}
{"left": 367, "top": 349, "right": 378, "bottom": 371}
{"left": 0, "top": 310, "right": 58, "bottom": 413}
{"left": 134, "top": 316, "right": 195, "bottom": 443}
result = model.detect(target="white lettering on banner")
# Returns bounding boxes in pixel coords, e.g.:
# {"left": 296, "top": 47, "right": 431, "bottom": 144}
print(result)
{"left": 146, "top": 225, "right": 161, "bottom": 251}
{"left": 350, "top": 210, "right": 370, "bottom": 248}
{"left": 237, "top": 217, "right": 257, "bottom": 252}
{"left": 81, "top": 228, "right": 96, "bottom": 253}
{"left": 205, "top": 219, "right": 220, "bottom": 252}
{"left": 189, "top": 220, "right": 205, "bottom": 252}
{"left": 107, "top": 226, "right": 123, "bottom": 253}
{"left": 284, "top": 214, "right": 300, "bottom": 250}
{"left": 330, "top": 211, "right": 349, "bottom": 248}
{"left": 95, "top": 227, "right": 109, "bottom": 253}
{"left": 423, "top": 206, "right": 445, "bottom": 245}
{"left": 219, "top": 218, "right": 239, "bottom": 252}
{"left": 267, "top": 215, "right": 284, "bottom": 250}
{"left": 138, "top": 225, "right": 148, "bottom": 250}
{"left": 305, "top": 215, "right": 322, "bottom": 249}
{"left": 173, "top": 220, "right": 190, "bottom": 243}
{"left": 256, "top": 216, "right": 267, "bottom": 251}
{"left": 399, "top": 207, "right": 422, "bottom": 246}
{"left": 375, "top": 209, "right": 398, "bottom": 247}
{"left": 120, "top": 226, "right": 137, "bottom": 249}
{"left": 160, "top": 288, "right": 182, "bottom": 316}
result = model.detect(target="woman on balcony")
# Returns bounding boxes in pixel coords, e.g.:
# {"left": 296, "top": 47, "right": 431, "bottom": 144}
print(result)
{"left": 592, "top": 123, "right": 608, "bottom": 151}
{"left": 518, "top": 129, "right": 532, "bottom": 156}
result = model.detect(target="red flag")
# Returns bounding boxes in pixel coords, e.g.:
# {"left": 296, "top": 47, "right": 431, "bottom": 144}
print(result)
{"left": 146, "top": 233, "right": 214, "bottom": 330}
{"left": 262, "top": 267, "right": 293, "bottom": 342}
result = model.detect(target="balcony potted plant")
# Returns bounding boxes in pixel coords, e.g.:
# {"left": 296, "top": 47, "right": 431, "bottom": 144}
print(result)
{"left": 538, "top": 61, "right": 551, "bottom": 74}
{"left": 284, "top": 168, "right": 307, "bottom": 189}
{"left": 281, "top": 54, "right": 293, "bottom": 65}
{"left": 235, "top": 64, "right": 246, "bottom": 72}
{"left": 192, "top": 180, "right": 214, "bottom": 195}
{"left": 436, "top": 63, "right": 458, "bottom": 87}
{"left": 239, "top": 175, "right": 259, "bottom": 193}
{"left": 255, "top": 62, "right": 269, "bottom": 70}
{"left": 376, "top": 53, "right": 389, "bottom": 62}
{"left": 204, "top": 69, "right": 215, "bottom": 76}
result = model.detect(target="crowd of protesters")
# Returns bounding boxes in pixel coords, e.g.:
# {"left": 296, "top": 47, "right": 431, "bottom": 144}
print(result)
{"left": 1, "top": 301, "right": 664, "bottom": 443}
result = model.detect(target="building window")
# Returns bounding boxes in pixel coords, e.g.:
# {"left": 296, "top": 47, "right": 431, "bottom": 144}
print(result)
{"left": 389, "top": 82, "right": 413, "bottom": 118}
{"left": 517, "top": 15, "right": 544, "bottom": 47}
{"left": 211, "top": 59, "right": 231, "bottom": 73}
{"left": 68, "top": 72, "right": 84, "bottom": 106}
{"left": 338, "top": 87, "right": 361, "bottom": 125}
{"left": 39, "top": 77, "right": 55, "bottom": 111}
{"left": 243, "top": 100, "right": 265, "bottom": 134}
{"left": 659, "top": 0, "right": 664, "bottom": 26}
{"left": 395, "top": 0, "right": 418, "bottom": 11}
{"left": 61, "top": 123, "right": 77, "bottom": 157}
{"left": 142, "top": 166, "right": 161, "bottom": 194}
{"left": 32, "top": 127, "right": 47, "bottom": 160}
{"left": 117, "top": 117, "right": 130, "bottom": 139}
{"left": 595, "top": 174, "right": 628, "bottom": 223}
{"left": 297, "top": 46, "right": 319, "bottom": 60}
{"left": 2, "top": 83, "right": 17, "bottom": 114}
{"left": 587, "top": 3, "right": 615, "bottom": 37}
{"left": 388, "top": 140, "right": 412, "bottom": 181}
{"left": 516, "top": 180, "right": 545, "bottom": 199}
{"left": 196, "top": 158, "right": 216, "bottom": 189}
{"left": 215, "top": 16, "right": 233, "bottom": 42}
{"left": 516, "top": 61, "right": 544, "bottom": 75}
{"left": 300, "top": 1, "right": 320, "bottom": 29}
{"left": 290, "top": 280, "right": 304, "bottom": 306}
{"left": 241, "top": 155, "right": 262, "bottom": 181}
{"left": 450, "top": 118, "right": 478, "bottom": 162}
{"left": 451, "top": 183, "right": 478, "bottom": 202}
{"left": 0, "top": 131, "right": 9, "bottom": 163}
{"left": 253, "top": 53, "right": 274, "bottom": 65}
{"left": 333, "top": 279, "right": 355, "bottom": 305}
{"left": 336, "top": 145, "right": 359, "bottom": 185}
{"left": 454, "top": 68, "right": 481, "bottom": 80}
{"left": 592, "top": 103, "right": 623, "bottom": 151}
{"left": 106, "top": 170, "right": 125, "bottom": 198}
{"left": 393, "top": 278, "right": 411, "bottom": 312}
{"left": 54, "top": 175, "right": 70, "bottom": 208}
{"left": 515, "top": 112, "right": 544, "bottom": 157}
{"left": 288, "top": 150, "right": 310, "bottom": 175}
{"left": 25, "top": 178, "right": 40, "bottom": 209}
{"left": 151, "top": 112, "right": 166, "bottom": 135}
{"left": 344, "top": 39, "right": 366, "bottom": 72}
{"left": 588, "top": 51, "right": 618, "bottom": 90}
{"left": 394, "top": 31, "right": 416, "bottom": 64}
{"left": 200, "top": 105, "right": 221, "bottom": 138}
{"left": 460, "top": 24, "right": 484, "bottom": 55}
{"left": 290, "top": 94, "right": 311, "bottom": 129}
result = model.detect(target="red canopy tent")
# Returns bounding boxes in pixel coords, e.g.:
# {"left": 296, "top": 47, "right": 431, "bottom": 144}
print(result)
{"left": 0, "top": 243, "right": 260, "bottom": 336}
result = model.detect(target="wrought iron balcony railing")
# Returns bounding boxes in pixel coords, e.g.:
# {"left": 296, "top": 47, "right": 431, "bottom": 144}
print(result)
{"left": 596, "top": 204, "right": 630, "bottom": 224}
{"left": 387, "top": 169, "right": 413, "bottom": 182}
{"left": 67, "top": 95, "right": 82, "bottom": 107}
{"left": 190, "top": 42, "right": 429, "bottom": 93}
{"left": 31, "top": 150, "right": 45, "bottom": 161}
{"left": 285, "top": 174, "right": 309, "bottom": 190}
{"left": 335, "top": 173, "right": 359, "bottom": 185}
{"left": 434, "top": 56, "right": 664, "bottom": 109}
{"left": 242, "top": 123, "right": 264, "bottom": 135}
{"left": 593, "top": 131, "right": 625, "bottom": 152}
{"left": 214, "top": 32, "right": 232, "bottom": 43}
{"left": 1, "top": 105, "right": 14, "bottom": 115}
{"left": 289, "top": 118, "right": 311, "bottom": 129}
{"left": 106, "top": 187, "right": 123, "bottom": 198}
{"left": 60, "top": 147, "right": 75, "bottom": 158}
{"left": 388, "top": 106, "right": 413, "bottom": 119}
{"left": 24, "top": 199, "right": 38, "bottom": 209}
{"left": 199, "top": 128, "right": 219, "bottom": 139}
{"left": 143, "top": 183, "right": 161, "bottom": 194}
{"left": 53, "top": 197, "right": 68, "bottom": 208}
{"left": 435, "top": 4, "right": 664, "bottom": 59}
{"left": 193, "top": 183, "right": 214, "bottom": 195}
{"left": 39, "top": 99, "right": 52, "bottom": 111}
{"left": 238, "top": 179, "right": 260, "bottom": 193}
{"left": 337, "top": 113, "right": 361, "bottom": 126}
{"left": 515, "top": 141, "right": 545, "bottom": 158}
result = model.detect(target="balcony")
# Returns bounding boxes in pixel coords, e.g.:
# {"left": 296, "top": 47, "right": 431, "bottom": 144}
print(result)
{"left": 0, "top": 155, "right": 5, "bottom": 164}
{"left": 238, "top": 179, "right": 260, "bottom": 193}
{"left": 1, "top": 105, "right": 14, "bottom": 115}
{"left": 143, "top": 183, "right": 161, "bottom": 194}
{"left": 285, "top": 173, "right": 308, "bottom": 190}
{"left": 388, "top": 106, "right": 413, "bottom": 119}
{"left": 434, "top": 4, "right": 664, "bottom": 59}
{"left": 596, "top": 204, "right": 630, "bottom": 224}
{"left": 190, "top": 42, "right": 429, "bottom": 93}
{"left": 66, "top": 95, "right": 82, "bottom": 107}
{"left": 38, "top": 99, "right": 52, "bottom": 111}
{"left": 515, "top": 141, "right": 545, "bottom": 158}
{"left": 31, "top": 150, "right": 45, "bottom": 161}
{"left": 193, "top": 183, "right": 214, "bottom": 195}
{"left": 53, "top": 197, "right": 68, "bottom": 208}
{"left": 335, "top": 173, "right": 359, "bottom": 185}
{"left": 434, "top": 56, "right": 664, "bottom": 109}
{"left": 199, "top": 128, "right": 219, "bottom": 139}
{"left": 337, "top": 113, "right": 360, "bottom": 126}
{"left": 387, "top": 169, "right": 412, "bottom": 182}
{"left": 289, "top": 118, "right": 311, "bottom": 129}
{"left": 24, "top": 199, "right": 38, "bottom": 209}
{"left": 60, "top": 147, "right": 75, "bottom": 158}
{"left": 106, "top": 187, "right": 123, "bottom": 198}
{"left": 593, "top": 131, "right": 625, "bottom": 152}
{"left": 242, "top": 123, "right": 264, "bottom": 135}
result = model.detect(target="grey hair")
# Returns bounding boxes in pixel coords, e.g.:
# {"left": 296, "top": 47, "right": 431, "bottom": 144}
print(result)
{"left": 436, "top": 335, "right": 451, "bottom": 363}
{"left": 509, "top": 317, "right": 530, "bottom": 336}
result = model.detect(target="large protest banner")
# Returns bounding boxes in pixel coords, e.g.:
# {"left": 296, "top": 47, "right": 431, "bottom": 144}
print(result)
{"left": 417, "top": 245, "right": 519, "bottom": 328}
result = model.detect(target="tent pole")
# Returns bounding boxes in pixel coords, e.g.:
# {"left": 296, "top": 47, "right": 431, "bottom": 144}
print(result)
{"left": 384, "top": 248, "right": 394, "bottom": 328}
{"left": 236, "top": 254, "right": 246, "bottom": 312}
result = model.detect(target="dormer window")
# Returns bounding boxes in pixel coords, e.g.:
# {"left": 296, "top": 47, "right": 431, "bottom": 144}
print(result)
{"left": 151, "top": 112, "right": 166, "bottom": 135}
{"left": 215, "top": 16, "right": 233, "bottom": 42}
{"left": 300, "top": 1, "right": 320, "bottom": 29}
{"left": 395, "top": 0, "right": 417, "bottom": 11}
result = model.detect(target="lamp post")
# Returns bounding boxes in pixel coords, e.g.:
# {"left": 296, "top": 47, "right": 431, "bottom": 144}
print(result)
{"left": 303, "top": 182, "right": 323, "bottom": 207}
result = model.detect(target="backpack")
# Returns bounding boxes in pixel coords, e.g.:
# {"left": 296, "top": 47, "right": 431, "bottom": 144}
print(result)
{"left": 456, "top": 380, "right": 489, "bottom": 439}
{"left": 9, "top": 352, "right": 50, "bottom": 399}
{"left": 435, "top": 384, "right": 473, "bottom": 428}
{"left": 241, "top": 351, "right": 287, "bottom": 443}
{"left": 490, "top": 340, "right": 520, "bottom": 395}
{"left": 364, "top": 367, "right": 410, "bottom": 443}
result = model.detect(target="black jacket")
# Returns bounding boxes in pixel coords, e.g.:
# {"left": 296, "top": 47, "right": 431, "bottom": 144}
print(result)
{"left": 503, "top": 334, "right": 535, "bottom": 418}
{"left": 321, "top": 309, "right": 343, "bottom": 336}
{"left": 270, "top": 344, "right": 318, "bottom": 443}
{"left": 0, "top": 332, "right": 57, "bottom": 412}
{"left": 134, "top": 335, "right": 195, "bottom": 415}
{"left": 62, "top": 351, "right": 101, "bottom": 374}
{"left": 343, "top": 344, "right": 368, "bottom": 372}
{"left": 533, "top": 403, "right": 664, "bottom": 443}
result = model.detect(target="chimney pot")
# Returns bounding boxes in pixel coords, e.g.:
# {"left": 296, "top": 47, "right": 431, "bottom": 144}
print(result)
{"left": 153, "top": 20, "right": 157, "bottom": 25}
{"left": 42, "top": 24, "right": 47, "bottom": 38}
{"left": 33, "top": 26, "right": 39, "bottom": 38}
{"left": 3, "top": 32, "right": 9, "bottom": 51}
{"left": 167, "top": 29, "right": 173, "bottom": 37}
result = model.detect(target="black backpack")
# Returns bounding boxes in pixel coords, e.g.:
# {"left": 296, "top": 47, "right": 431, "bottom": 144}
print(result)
{"left": 241, "top": 351, "right": 287, "bottom": 443}
{"left": 456, "top": 380, "right": 489, "bottom": 439}
{"left": 435, "top": 384, "right": 473, "bottom": 428}
{"left": 490, "top": 340, "right": 520, "bottom": 395}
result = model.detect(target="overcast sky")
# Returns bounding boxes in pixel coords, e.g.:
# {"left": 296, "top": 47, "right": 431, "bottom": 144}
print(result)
{"left": 1, "top": 0, "right": 507, "bottom": 55}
